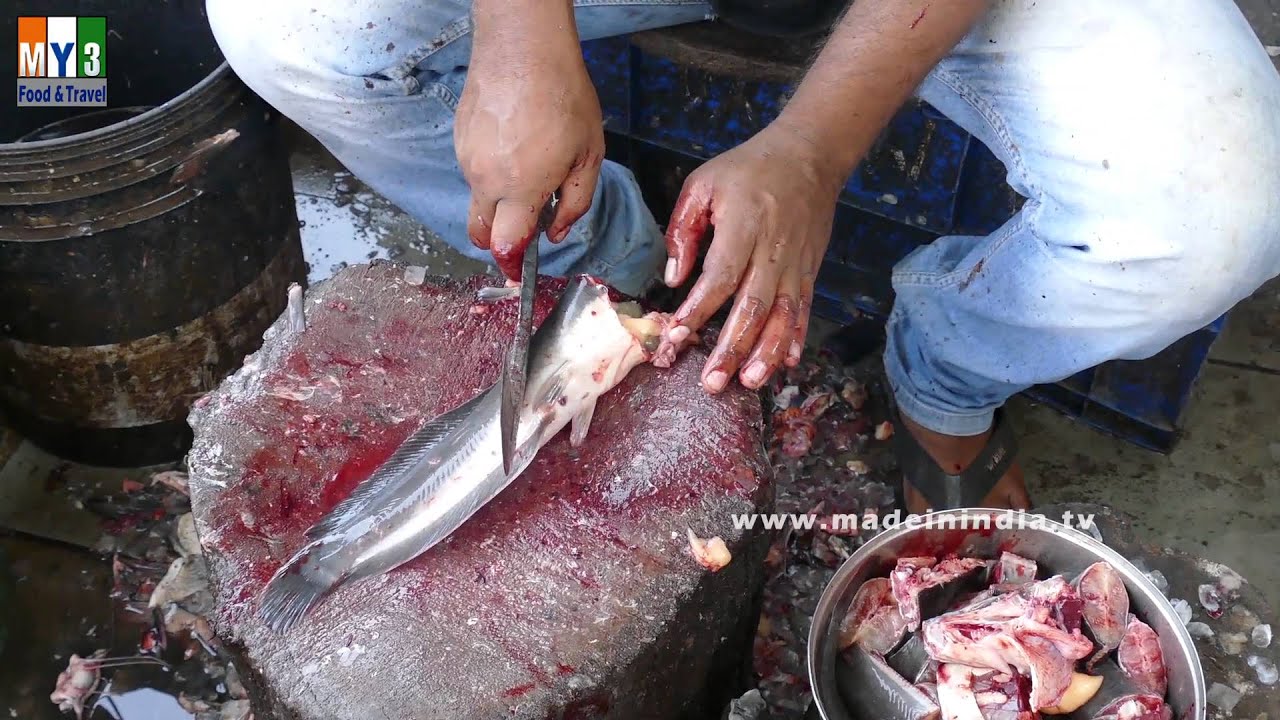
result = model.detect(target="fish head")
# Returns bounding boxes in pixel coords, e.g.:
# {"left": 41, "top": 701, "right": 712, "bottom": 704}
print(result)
{"left": 537, "top": 276, "right": 670, "bottom": 390}
{"left": 522, "top": 276, "right": 673, "bottom": 447}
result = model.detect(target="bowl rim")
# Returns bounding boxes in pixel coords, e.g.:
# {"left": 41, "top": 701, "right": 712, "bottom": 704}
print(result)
{"left": 806, "top": 507, "right": 1208, "bottom": 720}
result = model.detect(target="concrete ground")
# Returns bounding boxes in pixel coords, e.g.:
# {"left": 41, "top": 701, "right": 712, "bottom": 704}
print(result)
{"left": 1020, "top": 286, "right": 1280, "bottom": 598}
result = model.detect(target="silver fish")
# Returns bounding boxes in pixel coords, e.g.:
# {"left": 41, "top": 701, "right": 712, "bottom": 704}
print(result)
{"left": 258, "top": 275, "right": 666, "bottom": 632}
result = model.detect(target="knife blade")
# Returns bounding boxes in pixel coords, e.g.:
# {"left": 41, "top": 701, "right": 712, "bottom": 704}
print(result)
{"left": 499, "top": 197, "right": 556, "bottom": 475}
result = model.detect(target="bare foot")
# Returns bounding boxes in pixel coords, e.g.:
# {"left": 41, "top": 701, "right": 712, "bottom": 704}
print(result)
{"left": 899, "top": 413, "right": 1032, "bottom": 514}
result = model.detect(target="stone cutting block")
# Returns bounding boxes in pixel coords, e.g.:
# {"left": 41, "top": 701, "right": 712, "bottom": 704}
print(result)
{"left": 186, "top": 262, "right": 774, "bottom": 720}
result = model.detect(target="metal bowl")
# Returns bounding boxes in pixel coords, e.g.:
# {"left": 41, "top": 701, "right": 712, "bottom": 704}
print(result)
{"left": 807, "top": 508, "right": 1207, "bottom": 719}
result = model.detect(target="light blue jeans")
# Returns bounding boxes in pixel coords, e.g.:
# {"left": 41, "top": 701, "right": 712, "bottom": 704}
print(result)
{"left": 207, "top": 0, "right": 1280, "bottom": 437}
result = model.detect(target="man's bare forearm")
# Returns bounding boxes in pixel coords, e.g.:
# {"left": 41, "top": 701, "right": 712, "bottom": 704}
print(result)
{"left": 472, "top": 0, "right": 579, "bottom": 76}
{"left": 776, "top": 0, "right": 990, "bottom": 183}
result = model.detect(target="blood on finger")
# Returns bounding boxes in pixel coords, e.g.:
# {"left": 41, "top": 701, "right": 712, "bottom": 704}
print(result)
{"left": 664, "top": 183, "right": 713, "bottom": 284}
{"left": 697, "top": 293, "right": 766, "bottom": 392}
{"left": 740, "top": 295, "right": 796, "bottom": 386}
{"left": 788, "top": 290, "right": 813, "bottom": 365}
{"left": 727, "top": 296, "right": 770, "bottom": 349}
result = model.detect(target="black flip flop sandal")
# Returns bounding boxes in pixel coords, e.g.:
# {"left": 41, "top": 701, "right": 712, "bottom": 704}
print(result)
{"left": 890, "top": 405, "right": 1019, "bottom": 510}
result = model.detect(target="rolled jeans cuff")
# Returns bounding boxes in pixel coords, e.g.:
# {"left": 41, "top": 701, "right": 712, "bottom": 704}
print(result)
{"left": 885, "top": 350, "right": 996, "bottom": 438}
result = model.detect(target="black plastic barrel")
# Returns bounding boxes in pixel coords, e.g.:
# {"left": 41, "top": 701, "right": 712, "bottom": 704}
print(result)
{"left": 0, "top": 2, "right": 306, "bottom": 466}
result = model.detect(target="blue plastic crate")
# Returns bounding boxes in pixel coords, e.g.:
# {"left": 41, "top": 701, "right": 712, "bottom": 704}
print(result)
{"left": 581, "top": 30, "right": 1224, "bottom": 452}
{"left": 584, "top": 35, "right": 971, "bottom": 234}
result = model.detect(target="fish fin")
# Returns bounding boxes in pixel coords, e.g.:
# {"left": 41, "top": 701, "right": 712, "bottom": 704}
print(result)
{"left": 506, "top": 411, "right": 557, "bottom": 482}
{"left": 535, "top": 361, "right": 570, "bottom": 408}
{"left": 258, "top": 543, "right": 342, "bottom": 633}
{"left": 569, "top": 398, "right": 597, "bottom": 447}
{"left": 305, "top": 388, "right": 492, "bottom": 540}
{"left": 519, "top": 362, "right": 568, "bottom": 448}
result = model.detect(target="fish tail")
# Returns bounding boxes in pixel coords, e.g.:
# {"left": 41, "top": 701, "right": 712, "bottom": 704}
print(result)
{"left": 258, "top": 543, "right": 342, "bottom": 633}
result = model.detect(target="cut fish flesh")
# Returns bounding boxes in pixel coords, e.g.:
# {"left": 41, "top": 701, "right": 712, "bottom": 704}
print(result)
{"left": 892, "top": 556, "right": 989, "bottom": 632}
{"left": 992, "top": 552, "right": 1038, "bottom": 586}
{"left": 1117, "top": 615, "right": 1167, "bottom": 697}
{"left": 839, "top": 577, "right": 909, "bottom": 654}
{"left": 1076, "top": 561, "right": 1130, "bottom": 668}
{"left": 921, "top": 576, "right": 1093, "bottom": 710}
{"left": 1090, "top": 693, "right": 1172, "bottom": 720}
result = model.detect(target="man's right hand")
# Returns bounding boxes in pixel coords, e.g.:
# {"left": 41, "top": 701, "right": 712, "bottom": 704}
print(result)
{"left": 456, "top": 0, "right": 604, "bottom": 283}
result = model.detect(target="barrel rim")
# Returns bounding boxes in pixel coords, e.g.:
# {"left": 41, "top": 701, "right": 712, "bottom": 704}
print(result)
{"left": 3, "top": 62, "right": 232, "bottom": 152}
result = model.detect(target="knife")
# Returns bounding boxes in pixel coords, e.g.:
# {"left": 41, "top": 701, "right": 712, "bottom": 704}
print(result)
{"left": 499, "top": 197, "right": 556, "bottom": 475}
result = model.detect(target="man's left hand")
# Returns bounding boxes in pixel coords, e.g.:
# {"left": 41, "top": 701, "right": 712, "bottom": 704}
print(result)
{"left": 659, "top": 121, "right": 846, "bottom": 393}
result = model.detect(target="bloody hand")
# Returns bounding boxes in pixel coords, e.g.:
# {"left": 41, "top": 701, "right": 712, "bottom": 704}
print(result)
{"left": 454, "top": 2, "right": 604, "bottom": 282}
{"left": 659, "top": 122, "right": 845, "bottom": 393}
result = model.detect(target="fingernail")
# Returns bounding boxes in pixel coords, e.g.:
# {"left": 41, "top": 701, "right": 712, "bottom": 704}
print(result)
{"left": 742, "top": 361, "right": 768, "bottom": 387}
{"left": 669, "top": 325, "right": 691, "bottom": 344}
{"left": 704, "top": 370, "right": 728, "bottom": 393}
{"left": 788, "top": 341, "right": 802, "bottom": 361}
{"left": 664, "top": 258, "right": 679, "bottom": 286}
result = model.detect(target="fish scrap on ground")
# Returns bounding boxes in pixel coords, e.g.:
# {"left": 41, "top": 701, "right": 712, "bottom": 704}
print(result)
{"left": 48, "top": 468, "right": 252, "bottom": 720}
{"left": 49, "top": 650, "right": 170, "bottom": 719}
{"left": 752, "top": 346, "right": 903, "bottom": 717}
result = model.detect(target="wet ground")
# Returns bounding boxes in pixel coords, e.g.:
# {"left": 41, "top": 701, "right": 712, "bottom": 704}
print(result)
{"left": 0, "top": 463, "right": 246, "bottom": 720}
{"left": 4, "top": 7, "right": 1280, "bottom": 716}
{"left": 289, "top": 150, "right": 487, "bottom": 286}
